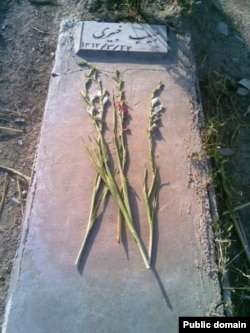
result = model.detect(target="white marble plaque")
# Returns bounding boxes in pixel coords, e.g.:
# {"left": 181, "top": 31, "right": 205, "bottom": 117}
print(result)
{"left": 75, "top": 21, "right": 168, "bottom": 56}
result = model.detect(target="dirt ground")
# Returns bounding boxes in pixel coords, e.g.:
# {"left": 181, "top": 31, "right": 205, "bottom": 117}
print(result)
{"left": 0, "top": 0, "right": 250, "bottom": 327}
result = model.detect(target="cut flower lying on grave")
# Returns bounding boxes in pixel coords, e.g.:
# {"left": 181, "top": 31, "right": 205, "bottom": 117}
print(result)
{"left": 76, "top": 62, "right": 150, "bottom": 269}
{"left": 112, "top": 68, "right": 134, "bottom": 245}
{"left": 143, "top": 81, "right": 164, "bottom": 264}
{"left": 75, "top": 69, "right": 109, "bottom": 267}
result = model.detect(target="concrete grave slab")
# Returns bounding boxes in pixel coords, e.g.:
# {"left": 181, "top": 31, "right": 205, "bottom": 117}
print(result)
{"left": 3, "top": 19, "right": 222, "bottom": 333}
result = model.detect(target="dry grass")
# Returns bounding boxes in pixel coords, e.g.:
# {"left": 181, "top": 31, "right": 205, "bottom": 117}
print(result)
{"left": 200, "top": 71, "right": 250, "bottom": 316}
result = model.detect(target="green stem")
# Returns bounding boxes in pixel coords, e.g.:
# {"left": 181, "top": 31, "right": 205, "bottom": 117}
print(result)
{"left": 87, "top": 144, "right": 150, "bottom": 269}
{"left": 75, "top": 174, "right": 108, "bottom": 266}
{"left": 113, "top": 97, "right": 132, "bottom": 240}
{"left": 143, "top": 167, "right": 158, "bottom": 265}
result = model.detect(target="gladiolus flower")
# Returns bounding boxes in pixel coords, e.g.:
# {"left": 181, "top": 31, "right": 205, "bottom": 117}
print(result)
{"left": 151, "top": 97, "right": 160, "bottom": 107}
{"left": 149, "top": 123, "right": 157, "bottom": 132}
{"left": 151, "top": 110, "right": 160, "bottom": 118}
{"left": 95, "top": 114, "right": 102, "bottom": 121}
{"left": 87, "top": 106, "right": 95, "bottom": 115}
{"left": 102, "top": 95, "right": 109, "bottom": 106}
{"left": 90, "top": 93, "right": 98, "bottom": 102}
{"left": 153, "top": 104, "right": 163, "bottom": 113}
{"left": 123, "top": 125, "right": 130, "bottom": 132}
{"left": 115, "top": 101, "right": 121, "bottom": 109}
{"left": 121, "top": 105, "right": 128, "bottom": 115}
{"left": 97, "top": 107, "right": 103, "bottom": 117}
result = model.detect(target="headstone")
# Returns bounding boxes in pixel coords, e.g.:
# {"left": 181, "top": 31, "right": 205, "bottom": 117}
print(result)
{"left": 74, "top": 21, "right": 168, "bottom": 59}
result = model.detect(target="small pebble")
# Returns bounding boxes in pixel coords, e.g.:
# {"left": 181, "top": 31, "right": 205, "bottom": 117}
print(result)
{"left": 234, "top": 35, "right": 244, "bottom": 44}
{"left": 237, "top": 87, "right": 249, "bottom": 96}
{"left": 15, "top": 117, "right": 26, "bottom": 124}
{"left": 218, "top": 22, "right": 229, "bottom": 36}
{"left": 10, "top": 197, "right": 20, "bottom": 207}
{"left": 22, "top": 190, "right": 27, "bottom": 198}
{"left": 219, "top": 148, "right": 234, "bottom": 157}
{"left": 231, "top": 57, "right": 239, "bottom": 64}
{"left": 239, "top": 78, "right": 250, "bottom": 91}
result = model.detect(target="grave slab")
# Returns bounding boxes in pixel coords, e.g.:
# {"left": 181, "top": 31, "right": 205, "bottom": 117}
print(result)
{"left": 3, "top": 19, "right": 222, "bottom": 333}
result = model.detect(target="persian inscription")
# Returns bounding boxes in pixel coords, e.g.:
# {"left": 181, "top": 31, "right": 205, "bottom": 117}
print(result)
{"left": 78, "top": 21, "right": 168, "bottom": 54}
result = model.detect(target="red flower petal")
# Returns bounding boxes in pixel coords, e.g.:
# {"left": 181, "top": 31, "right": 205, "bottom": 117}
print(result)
{"left": 115, "top": 101, "right": 121, "bottom": 109}
{"left": 123, "top": 125, "right": 130, "bottom": 132}
{"left": 121, "top": 105, "right": 128, "bottom": 115}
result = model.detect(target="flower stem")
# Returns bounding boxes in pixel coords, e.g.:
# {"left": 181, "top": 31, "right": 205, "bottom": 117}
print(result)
{"left": 75, "top": 174, "right": 108, "bottom": 266}
{"left": 79, "top": 63, "right": 151, "bottom": 269}
{"left": 87, "top": 140, "right": 150, "bottom": 269}
{"left": 143, "top": 82, "right": 164, "bottom": 265}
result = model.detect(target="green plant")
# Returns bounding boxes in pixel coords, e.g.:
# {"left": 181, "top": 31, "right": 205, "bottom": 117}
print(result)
{"left": 0, "top": 0, "right": 14, "bottom": 11}
{"left": 200, "top": 72, "right": 250, "bottom": 315}
{"left": 119, "top": 0, "right": 145, "bottom": 15}
{"left": 176, "top": 0, "right": 194, "bottom": 9}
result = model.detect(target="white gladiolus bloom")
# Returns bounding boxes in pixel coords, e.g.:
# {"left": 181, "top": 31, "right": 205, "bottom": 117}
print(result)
{"left": 102, "top": 94, "right": 109, "bottom": 106}
{"left": 151, "top": 110, "right": 160, "bottom": 118}
{"left": 150, "top": 123, "right": 158, "bottom": 132}
{"left": 97, "top": 107, "right": 103, "bottom": 117}
{"left": 151, "top": 97, "right": 160, "bottom": 107}
{"left": 90, "top": 94, "right": 97, "bottom": 102}
{"left": 95, "top": 114, "right": 102, "bottom": 121}
{"left": 153, "top": 104, "right": 163, "bottom": 113}
{"left": 86, "top": 106, "right": 95, "bottom": 115}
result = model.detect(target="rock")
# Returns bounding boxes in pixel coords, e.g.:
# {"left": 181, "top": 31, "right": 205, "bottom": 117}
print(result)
{"left": 21, "top": 190, "right": 27, "bottom": 198}
{"left": 234, "top": 35, "right": 244, "bottom": 44}
{"left": 244, "top": 105, "right": 250, "bottom": 117}
{"left": 237, "top": 87, "right": 249, "bottom": 96}
{"left": 219, "top": 147, "right": 234, "bottom": 157}
{"left": 231, "top": 57, "right": 239, "bottom": 64}
{"left": 239, "top": 78, "right": 250, "bottom": 91}
{"left": 15, "top": 117, "right": 26, "bottom": 124}
{"left": 218, "top": 22, "right": 229, "bottom": 36}
{"left": 211, "top": 0, "right": 223, "bottom": 11}
{"left": 10, "top": 197, "right": 20, "bottom": 206}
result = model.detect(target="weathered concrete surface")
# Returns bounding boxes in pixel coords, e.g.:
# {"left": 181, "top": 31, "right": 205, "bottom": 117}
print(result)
{"left": 3, "top": 19, "right": 222, "bottom": 333}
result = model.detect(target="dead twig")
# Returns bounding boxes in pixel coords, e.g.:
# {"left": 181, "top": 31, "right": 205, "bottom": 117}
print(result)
{"left": 223, "top": 201, "right": 250, "bottom": 216}
{"left": 0, "top": 165, "right": 30, "bottom": 183}
{"left": 0, "top": 126, "right": 23, "bottom": 135}
{"left": 16, "top": 176, "right": 24, "bottom": 216}
{"left": 0, "top": 173, "right": 10, "bottom": 215}
{"left": 32, "top": 26, "right": 50, "bottom": 34}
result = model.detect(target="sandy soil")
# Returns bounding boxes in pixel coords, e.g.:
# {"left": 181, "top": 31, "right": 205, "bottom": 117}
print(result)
{"left": 0, "top": 0, "right": 250, "bottom": 326}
